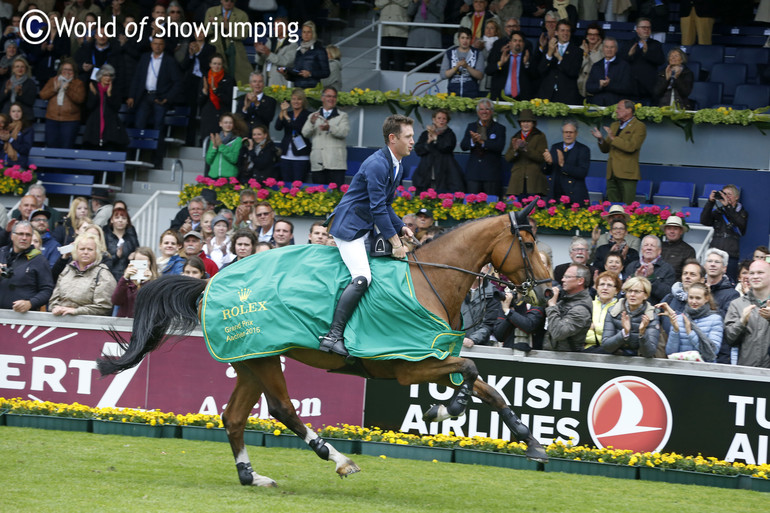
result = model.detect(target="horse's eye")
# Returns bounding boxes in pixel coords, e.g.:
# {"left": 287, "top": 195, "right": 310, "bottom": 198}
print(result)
{"left": 524, "top": 242, "right": 534, "bottom": 251}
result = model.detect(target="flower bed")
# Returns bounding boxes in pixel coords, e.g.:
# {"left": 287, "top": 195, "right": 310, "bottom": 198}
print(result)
{"left": 0, "top": 165, "right": 35, "bottom": 195}
{"left": 3, "top": 398, "right": 769, "bottom": 485}
{"left": 181, "top": 178, "right": 682, "bottom": 238}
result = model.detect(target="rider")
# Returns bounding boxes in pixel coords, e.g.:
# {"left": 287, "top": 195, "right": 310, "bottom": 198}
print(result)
{"left": 319, "top": 114, "right": 416, "bottom": 357}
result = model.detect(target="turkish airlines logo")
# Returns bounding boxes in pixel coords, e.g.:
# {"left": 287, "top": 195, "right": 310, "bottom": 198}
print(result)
{"left": 587, "top": 376, "right": 672, "bottom": 453}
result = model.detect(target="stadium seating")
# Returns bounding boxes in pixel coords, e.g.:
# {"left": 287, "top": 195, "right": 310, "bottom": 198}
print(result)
{"left": 710, "top": 63, "right": 748, "bottom": 103}
{"left": 653, "top": 181, "right": 696, "bottom": 210}
{"left": 690, "top": 82, "right": 722, "bottom": 109}
{"left": 732, "top": 84, "right": 770, "bottom": 110}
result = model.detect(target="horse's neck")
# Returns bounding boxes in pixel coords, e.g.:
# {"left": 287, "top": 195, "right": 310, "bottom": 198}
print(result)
{"left": 412, "top": 217, "right": 503, "bottom": 327}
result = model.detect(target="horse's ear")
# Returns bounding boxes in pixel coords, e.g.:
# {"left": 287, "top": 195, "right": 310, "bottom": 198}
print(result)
{"left": 516, "top": 201, "right": 537, "bottom": 225}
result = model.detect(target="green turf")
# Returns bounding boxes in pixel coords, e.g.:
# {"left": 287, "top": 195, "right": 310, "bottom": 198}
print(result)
{"left": 1, "top": 427, "right": 766, "bottom": 513}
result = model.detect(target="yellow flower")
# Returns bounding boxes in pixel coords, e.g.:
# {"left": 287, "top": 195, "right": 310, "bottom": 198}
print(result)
{"left": 273, "top": 429, "right": 282, "bottom": 436}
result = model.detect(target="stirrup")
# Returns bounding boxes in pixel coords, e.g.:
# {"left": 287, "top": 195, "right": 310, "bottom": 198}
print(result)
{"left": 319, "top": 334, "right": 350, "bottom": 358}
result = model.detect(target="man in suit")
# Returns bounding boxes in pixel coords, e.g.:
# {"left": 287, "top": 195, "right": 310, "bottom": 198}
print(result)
{"left": 127, "top": 37, "right": 182, "bottom": 168}
{"left": 586, "top": 37, "right": 634, "bottom": 107}
{"left": 591, "top": 99, "right": 647, "bottom": 204}
{"left": 320, "top": 114, "right": 416, "bottom": 357}
{"left": 253, "top": 16, "right": 297, "bottom": 88}
{"left": 536, "top": 19, "right": 583, "bottom": 106}
{"left": 543, "top": 119, "right": 590, "bottom": 205}
{"left": 620, "top": 18, "right": 665, "bottom": 104}
{"left": 460, "top": 98, "right": 507, "bottom": 195}
{"left": 74, "top": 30, "right": 126, "bottom": 97}
{"left": 236, "top": 72, "right": 277, "bottom": 132}
{"left": 486, "top": 30, "right": 534, "bottom": 101}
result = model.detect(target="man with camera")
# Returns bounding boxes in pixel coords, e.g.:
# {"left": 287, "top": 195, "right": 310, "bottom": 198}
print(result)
{"left": 461, "top": 264, "right": 505, "bottom": 348}
{"left": 0, "top": 221, "right": 54, "bottom": 313}
{"left": 700, "top": 185, "right": 748, "bottom": 281}
{"left": 544, "top": 263, "right": 593, "bottom": 352}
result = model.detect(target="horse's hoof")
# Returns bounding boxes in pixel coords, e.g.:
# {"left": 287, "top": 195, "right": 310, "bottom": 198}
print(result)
{"left": 251, "top": 475, "right": 278, "bottom": 487}
{"left": 336, "top": 459, "right": 361, "bottom": 478}
{"left": 525, "top": 440, "right": 549, "bottom": 463}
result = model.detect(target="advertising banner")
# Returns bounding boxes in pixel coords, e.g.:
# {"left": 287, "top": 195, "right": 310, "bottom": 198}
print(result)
{"left": 364, "top": 352, "right": 770, "bottom": 464}
{"left": 0, "top": 313, "right": 365, "bottom": 427}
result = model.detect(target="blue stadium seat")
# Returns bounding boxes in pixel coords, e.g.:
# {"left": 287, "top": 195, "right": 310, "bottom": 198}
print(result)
{"left": 686, "top": 61, "right": 701, "bottom": 82}
{"left": 654, "top": 181, "right": 696, "bottom": 210}
{"left": 734, "top": 47, "right": 770, "bottom": 83}
{"left": 733, "top": 84, "right": 770, "bottom": 110}
{"left": 697, "top": 183, "right": 741, "bottom": 207}
{"left": 585, "top": 176, "right": 606, "bottom": 204}
{"left": 709, "top": 63, "right": 748, "bottom": 103}
{"left": 635, "top": 179, "right": 653, "bottom": 203}
{"left": 690, "top": 82, "right": 722, "bottom": 109}
{"left": 680, "top": 206, "right": 704, "bottom": 223}
{"left": 689, "top": 45, "right": 725, "bottom": 78}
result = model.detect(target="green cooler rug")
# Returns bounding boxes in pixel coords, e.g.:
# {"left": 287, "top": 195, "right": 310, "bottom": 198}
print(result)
{"left": 201, "top": 244, "right": 464, "bottom": 363}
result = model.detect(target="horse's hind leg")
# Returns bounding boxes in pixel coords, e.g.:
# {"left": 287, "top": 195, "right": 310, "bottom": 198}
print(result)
{"left": 470, "top": 378, "right": 548, "bottom": 462}
{"left": 246, "top": 357, "right": 361, "bottom": 478}
{"left": 222, "top": 361, "right": 277, "bottom": 487}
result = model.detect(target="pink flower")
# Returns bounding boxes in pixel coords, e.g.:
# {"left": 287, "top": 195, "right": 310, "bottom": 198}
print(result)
{"left": 402, "top": 192, "right": 412, "bottom": 200}
{"left": 494, "top": 201, "right": 506, "bottom": 212}
{"left": 659, "top": 210, "right": 671, "bottom": 220}
{"left": 477, "top": 192, "right": 488, "bottom": 202}
{"left": 276, "top": 181, "right": 285, "bottom": 187}
{"left": 328, "top": 182, "right": 338, "bottom": 190}
{"left": 602, "top": 201, "right": 611, "bottom": 207}
{"left": 280, "top": 187, "right": 289, "bottom": 193}
{"left": 229, "top": 176, "right": 239, "bottom": 185}
{"left": 438, "top": 193, "right": 453, "bottom": 200}
{"left": 633, "top": 208, "right": 644, "bottom": 215}
{"left": 536, "top": 199, "right": 546, "bottom": 208}
{"left": 548, "top": 199, "right": 556, "bottom": 205}
{"left": 441, "top": 198, "right": 453, "bottom": 208}
{"left": 248, "top": 179, "right": 259, "bottom": 189}
{"left": 407, "top": 186, "right": 416, "bottom": 192}
{"left": 419, "top": 191, "right": 429, "bottom": 200}
{"left": 547, "top": 206, "right": 557, "bottom": 216}
{"left": 560, "top": 195, "right": 571, "bottom": 204}
{"left": 234, "top": 184, "right": 241, "bottom": 191}
{"left": 21, "top": 170, "right": 32, "bottom": 182}
{"left": 454, "top": 192, "right": 465, "bottom": 199}
{"left": 397, "top": 185, "right": 405, "bottom": 192}
{"left": 215, "top": 178, "right": 227, "bottom": 187}
{"left": 256, "top": 188, "right": 270, "bottom": 199}
{"left": 340, "top": 184, "right": 349, "bottom": 193}
{"left": 466, "top": 194, "right": 478, "bottom": 203}
{"left": 264, "top": 177, "right": 277, "bottom": 187}
{"left": 292, "top": 180, "right": 303, "bottom": 188}
{"left": 289, "top": 187, "right": 300, "bottom": 196}
{"left": 571, "top": 203, "right": 580, "bottom": 211}
{"left": 650, "top": 205, "right": 661, "bottom": 215}
{"left": 513, "top": 201, "right": 522, "bottom": 209}
{"left": 426, "top": 189, "right": 438, "bottom": 199}
{"left": 676, "top": 211, "right": 686, "bottom": 218}
{"left": 28, "top": 164, "right": 36, "bottom": 170}
{"left": 195, "top": 175, "right": 206, "bottom": 183}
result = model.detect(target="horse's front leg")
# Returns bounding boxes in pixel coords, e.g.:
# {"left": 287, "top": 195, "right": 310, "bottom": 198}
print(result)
{"left": 470, "top": 378, "right": 548, "bottom": 463}
{"left": 222, "top": 361, "right": 277, "bottom": 487}
{"left": 252, "top": 356, "right": 361, "bottom": 478}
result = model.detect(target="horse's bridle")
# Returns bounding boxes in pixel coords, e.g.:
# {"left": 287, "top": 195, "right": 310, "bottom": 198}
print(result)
{"left": 406, "top": 212, "right": 553, "bottom": 328}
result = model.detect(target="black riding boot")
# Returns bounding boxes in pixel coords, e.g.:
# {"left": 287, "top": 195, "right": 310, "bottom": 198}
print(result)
{"left": 319, "top": 276, "right": 368, "bottom": 357}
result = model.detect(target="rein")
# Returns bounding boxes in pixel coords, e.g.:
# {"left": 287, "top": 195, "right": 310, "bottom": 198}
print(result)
{"left": 405, "top": 212, "right": 553, "bottom": 330}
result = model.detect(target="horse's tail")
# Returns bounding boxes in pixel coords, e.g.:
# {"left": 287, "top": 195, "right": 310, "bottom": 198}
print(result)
{"left": 97, "top": 275, "right": 207, "bottom": 376}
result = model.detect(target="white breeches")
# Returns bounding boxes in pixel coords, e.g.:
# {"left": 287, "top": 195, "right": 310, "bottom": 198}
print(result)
{"left": 334, "top": 235, "right": 372, "bottom": 284}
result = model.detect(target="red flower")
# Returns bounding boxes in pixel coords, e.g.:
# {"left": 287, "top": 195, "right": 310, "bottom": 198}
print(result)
{"left": 340, "top": 184, "right": 350, "bottom": 193}
{"left": 441, "top": 198, "right": 453, "bottom": 208}
{"left": 328, "top": 182, "right": 338, "bottom": 189}
{"left": 264, "top": 177, "right": 277, "bottom": 187}
{"left": 536, "top": 199, "right": 546, "bottom": 208}
{"left": 676, "top": 211, "right": 686, "bottom": 218}
{"left": 571, "top": 203, "right": 580, "bottom": 211}
{"left": 466, "top": 194, "right": 478, "bottom": 203}
{"left": 494, "top": 201, "right": 506, "bottom": 212}
{"left": 229, "top": 176, "right": 239, "bottom": 185}
{"left": 454, "top": 192, "right": 465, "bottom": 199}
{"left": 280, "top": 187, "right": 289, "bottom": 193}
{"left": 659, "top": 210, "right": 671, "bottom": 220}
{"left": 28, "top": 164, "right": 37, "bottom": 170}
{"left": 215, "top": 178, "right": 227, "bottom": 187}
{"left": 256, "top": 188, "right": 270, "bottom": 199}
{"left": 547, "top": 206, "right": 557, "bottom": 215}
{"left": 477, "top": 192, "right": 488, "bottom": 202}
{"left": 289, "top": 187, "right": 299, "bottom": 196}
{"left": 560, "top": 195, "right": 571, "bottom": 204}
{"left": 292, "top": 180, "right": 303, "bottom": 188}
{"left": 513, "top": 201, "right": 522, "bottom": 208}
{"left": 195, "top": 175, "right": 206, "bottom": 183}
{"left": 402, "top": 192, "right": 412, "bottom": 200}
{"left": 419, "top": 191, "right": 430, "bottom": 200}
{"left": 234, "top": 184, "right": 241, "bottom": 191}
{"left": 276, "top": 181, "right": 285, "bottom": 187}
{"left": 426, "top": 189, "right": 438, "bottom": 199}
{"left": 397, "top": 185, "right": 405, "bottom": 192}
{"left": 248, "top": 179, "right": 259, "bottom": 189}
{"left": 548, "top": 199, "right": 556, "bottom": 204}
{"left": 407, "top": 186, "right": 416, "bottom": 192}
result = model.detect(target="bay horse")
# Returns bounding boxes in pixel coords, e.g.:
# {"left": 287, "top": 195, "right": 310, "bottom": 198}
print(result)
{"left": 97, "top": 203, "right": 553, "bottom": 487}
